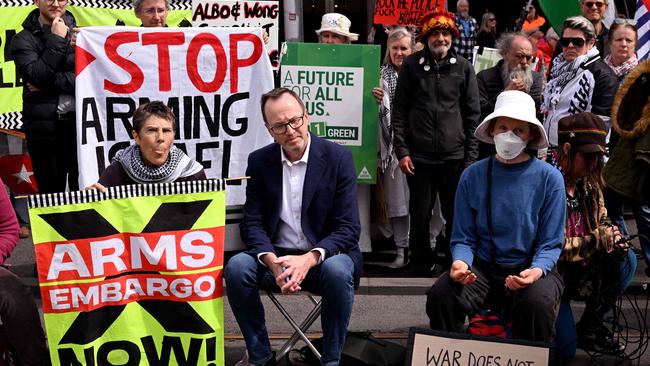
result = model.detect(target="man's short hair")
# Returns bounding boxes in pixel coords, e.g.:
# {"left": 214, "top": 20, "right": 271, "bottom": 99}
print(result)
{"left": 133, "top": 0, "right": 170, "bottom": 12}
{"left": 132, "top": 101, "right": 176, "bottom": 133}
{"left": 457, "top": 0, "right": 468, "bottom": 7}
{"left": 561, "top": 16, "right": 597, "bottom": 40}
{"left": 260, "top": 88, "right": 306, "bottom": 124}
{"left": 495, "top": 32, "right": 530, "bottom": 57}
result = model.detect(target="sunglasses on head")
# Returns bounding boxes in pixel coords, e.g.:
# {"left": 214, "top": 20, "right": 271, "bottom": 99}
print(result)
{"left": 583, "top": 1, "right": 606, "bottom": 8}
{"left": 560, "top": 37, "right": 586, "bottom": 47}
{"left": 613, "top": 18, "right": 637, "bottom": 26}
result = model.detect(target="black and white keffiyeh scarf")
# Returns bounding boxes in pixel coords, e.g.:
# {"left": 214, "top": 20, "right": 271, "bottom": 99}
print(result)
{"left": 542, "top": 47, "right": 599, "bottom": 114}
{"left": 115, "top": 144, "right": 203, "bottom": 184}
{"left": 379, "top": 63, "right": 399, "bottom": 174}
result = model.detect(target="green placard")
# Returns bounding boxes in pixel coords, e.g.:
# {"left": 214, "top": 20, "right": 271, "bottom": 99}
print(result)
{"left": 280, "top": 42, "right": 380, "bottom": 184}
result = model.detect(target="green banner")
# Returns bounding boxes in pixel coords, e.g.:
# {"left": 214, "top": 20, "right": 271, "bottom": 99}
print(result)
{"left": 538, "top": 0, "right": 581, "bottom": 33}
{"left": 28, "top": 180, "right": 226, "bottom": 365}
{"left": 280, "top": 42, "right": 380, "bottom": 184}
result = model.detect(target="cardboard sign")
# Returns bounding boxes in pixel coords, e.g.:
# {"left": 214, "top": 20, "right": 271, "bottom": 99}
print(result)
{"left": 373, "top": 0, "right": 447, "bottom": 26}
{"left": 473, "top": 46, "right": 502, "bottom": 74}
{"left": 407, "top": 328, "right": 551, "bottom": 366}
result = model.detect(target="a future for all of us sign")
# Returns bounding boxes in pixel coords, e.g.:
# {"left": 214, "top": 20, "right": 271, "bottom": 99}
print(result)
{"left": 75, "top": 27, "right": 274, "bottom": 205}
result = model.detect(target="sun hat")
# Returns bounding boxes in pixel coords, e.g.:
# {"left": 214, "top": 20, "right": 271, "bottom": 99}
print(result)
{"left": 419, "top": 10, "right": 460, "bottom": 40}
{"left": 474, "top": 90, "right": 549, "bottom": 149}
{"left": 557, "top": 112, "right": 607, "bottom": 153}
{"left": 315, "top": 13, "right": 358, "bottom": 42}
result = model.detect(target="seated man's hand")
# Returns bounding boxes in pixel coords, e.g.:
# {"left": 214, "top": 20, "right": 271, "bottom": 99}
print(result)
{"left": 450, "top": 260, "right": 476, "bottom": 285}
{"left": 505, "top": 267, "right": 543, "bottom": 291}
{"left": 274, "top": 251, "right": 320, "bottom": 294}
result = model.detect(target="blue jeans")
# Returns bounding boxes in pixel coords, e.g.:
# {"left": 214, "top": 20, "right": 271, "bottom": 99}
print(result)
{"left": 224, "top": 252, "right": 355, "bottom": 366}
{"left": 604, "top": 188, "right": 650, "bottom": 267}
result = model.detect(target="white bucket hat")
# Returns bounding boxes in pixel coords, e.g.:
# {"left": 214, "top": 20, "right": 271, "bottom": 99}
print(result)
{"left": 315, "top": 13, "right": 358, "bottom": 42}
{"left": 474, "top": 90, "right": 549, "bottom": 149}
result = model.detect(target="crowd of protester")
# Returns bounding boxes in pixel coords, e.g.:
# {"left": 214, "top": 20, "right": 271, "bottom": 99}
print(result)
{"left": 1, "top": 0, "right": 649, "bottom": 364}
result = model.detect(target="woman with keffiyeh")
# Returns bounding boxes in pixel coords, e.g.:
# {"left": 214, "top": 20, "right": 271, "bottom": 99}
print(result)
{"left": 371, "top": 27, "right": 414, "bottom": 269}
{"left": 87, "top": 101, "right": 205, "bottom": 189}
{"left": 541, "top": 16, "right": 618, "bottom": 152}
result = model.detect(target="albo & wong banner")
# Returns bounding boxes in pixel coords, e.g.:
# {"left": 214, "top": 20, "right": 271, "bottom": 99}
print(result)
{"left": 0, "top": 0, "right": 192, "bottom": 130}
{"left": 28, "top": 179, "right": 226, "bottom": 366}
{"left": 280, "top": 42, "right": 379, "bottom": 184}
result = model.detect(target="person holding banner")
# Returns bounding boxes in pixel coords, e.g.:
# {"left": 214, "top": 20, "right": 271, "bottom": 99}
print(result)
{"left": 371, "top": 27, "right": 415, "bottom": 269}
{"left": 0, "top": 179, "right": 49, "bottom": 365}
{"left": 87, "top": 101, "right": 205, "bottom": 189}
{"left": 134, "top": 0, "right": 168, "bottom": 28}
{"left": 392, "top": 10, "right": 480, "bottom": 276}
{"left": 11, "top": 0, "right": 77, "bottom": 194}
{"left": 315, "top": 13, "right": 358, "bottom": 44}
{"left": 225, "top": 88, "right": 361, "bottom": 366}
{"left": 425, "top": 91, "right": 565, "bottom": 342}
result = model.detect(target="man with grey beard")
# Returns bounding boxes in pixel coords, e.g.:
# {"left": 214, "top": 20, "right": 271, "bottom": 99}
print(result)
{"left": 392, "top": 10, "right": 480, "bottom": 277}
{"left": 476, "top": 33, "right": 543, "bottom": 159}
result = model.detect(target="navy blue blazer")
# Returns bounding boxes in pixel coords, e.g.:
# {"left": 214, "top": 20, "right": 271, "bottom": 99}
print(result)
{"left": 240, "top": 134, "right": 363, "bottom": 287}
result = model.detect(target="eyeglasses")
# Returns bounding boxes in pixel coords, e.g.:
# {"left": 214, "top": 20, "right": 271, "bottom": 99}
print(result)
{"left": 613, "top": 18, "right": 637, "bottom": 26}
{"left": 268, "top": 116, "right": 305, "bottom": 134}
{"left": 582, "top": 1, "right": 606, "bottom": 8}
{"left": 514, "top": 53, "right": 533, "bottom": 61}
{"left": 560, "top": 37, "right": 586, "bottom": 47}
{"left": 488, "top": 18, "right": 496, "bottom": 21}
{"left": 45, "top": 0, "right": 67, "bottom": 5}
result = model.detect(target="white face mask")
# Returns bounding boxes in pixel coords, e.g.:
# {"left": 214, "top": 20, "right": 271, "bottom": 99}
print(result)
{"left": 493, "top": 131, "right": 527, "bottom": 160}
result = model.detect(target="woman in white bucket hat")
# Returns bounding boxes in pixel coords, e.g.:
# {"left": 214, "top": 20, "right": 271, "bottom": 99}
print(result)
{"left": 426, "top": 90, "right": 566, "bottom": 342}
{"left": 316, "top": 13, "right": 358, "bottom": 44}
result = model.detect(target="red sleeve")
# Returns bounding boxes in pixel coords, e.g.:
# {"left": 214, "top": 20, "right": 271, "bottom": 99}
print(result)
{"left": 0, "top": 179, "right": 19, "bottom": 265}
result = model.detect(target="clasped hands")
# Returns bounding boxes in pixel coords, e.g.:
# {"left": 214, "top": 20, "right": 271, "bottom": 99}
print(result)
{"left": 449, "top": 260, "right": 543, "bottom": 291}
{"left": 264, "top": 251, "right": 320, "bottom": 294}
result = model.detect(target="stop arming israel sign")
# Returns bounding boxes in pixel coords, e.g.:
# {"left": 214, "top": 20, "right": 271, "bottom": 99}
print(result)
{"left": 29, "top": 180, "right": 227, "bottom": 365}
{"left": 75, "top": 27, "right": 274, "bottom": 205}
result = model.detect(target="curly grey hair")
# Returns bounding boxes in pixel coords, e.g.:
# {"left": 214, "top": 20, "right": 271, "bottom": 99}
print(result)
{"left": 495, "top": 32, "right": 531, "bottom": 57}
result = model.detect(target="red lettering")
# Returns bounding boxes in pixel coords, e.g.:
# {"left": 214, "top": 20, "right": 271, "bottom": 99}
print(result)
{"left": 186, "top": 33, "right": 227, "bottom": 92}
{"left": 141, "top": 32, "right": 185, "bottom": 92}
{"left": 103, "top": 32, "right": 144, "bottom": 93}
{"left": 229, "top": 33, "right": 263, "bottom": 93}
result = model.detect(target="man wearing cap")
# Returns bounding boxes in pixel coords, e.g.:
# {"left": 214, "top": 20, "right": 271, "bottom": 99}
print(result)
{"left": 477, "top": 33, "right": 544, "bottom": 159}
{"left": 425, "top": 90, "right": 565, "bottom": 342}
{"left": 392, "top": 10, "right": 480, "bottom": 276}
{"left": 315, "top": 13, "right": 358, "bottom": 44}
{"left": 551, "top": 112, "right": 637, "bottom": 358}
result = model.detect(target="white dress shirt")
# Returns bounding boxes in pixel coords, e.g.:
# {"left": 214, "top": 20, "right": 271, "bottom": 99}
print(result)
{"left": 258, "top": 136, "right": 325, "bottom": 264}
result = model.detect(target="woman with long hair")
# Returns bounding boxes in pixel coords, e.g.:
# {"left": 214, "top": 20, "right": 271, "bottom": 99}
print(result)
{"left": 476, "top": 12, "right": 497, "bottom": 48}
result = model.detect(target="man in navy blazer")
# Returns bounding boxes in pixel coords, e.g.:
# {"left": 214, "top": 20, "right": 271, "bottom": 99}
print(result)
{"left": 224, "top": 88, "right": 362, "bottom": 366}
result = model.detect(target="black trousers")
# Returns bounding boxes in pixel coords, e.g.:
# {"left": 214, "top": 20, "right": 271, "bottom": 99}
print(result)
{"left": 426, "top": 259, "right": 564, "bottom": 342}
{"left": 26, "top": 113, "right": 78, "bottom": 194}
{"left": 0, "top": 267, "right": 49, "bottom": 364}
{"left": 406, "top": 159, "right": 463, "bottom": 271}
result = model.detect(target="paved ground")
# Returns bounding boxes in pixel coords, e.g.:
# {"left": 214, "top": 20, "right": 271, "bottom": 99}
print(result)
{"left": 6, "top": 217, "right": 649, "bottom": 365}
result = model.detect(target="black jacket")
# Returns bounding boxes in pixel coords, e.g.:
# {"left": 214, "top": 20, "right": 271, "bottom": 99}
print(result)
{"left": 392, "top": 48, "right": 480, "bottom": 163}
{"left": 11, "top": 9, "right": 76, "bottom": 139}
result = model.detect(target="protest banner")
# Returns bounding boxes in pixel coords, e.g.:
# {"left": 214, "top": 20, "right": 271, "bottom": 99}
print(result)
{"left": 75, "top": 26, "right": 274, "bottom": 205}
{"left": 192, "top": 0, "right": 280, "bottom": 70}
{"left": 280, "top": 42, "right": 379, "bottom": 184}
{"left": 473, "top": 46, "right": 502, "bottom": 74}
{"left": 406, "top": 328, "right": 551, "bottom": 366}
{"left": 0, "top": 0, "right": 192, "bottom": 130}
{"left": 28, "top": 179, "right": 226, "bottom": 366}
{"left": 373, "top": 0, "right": 447, "bottom": 27}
